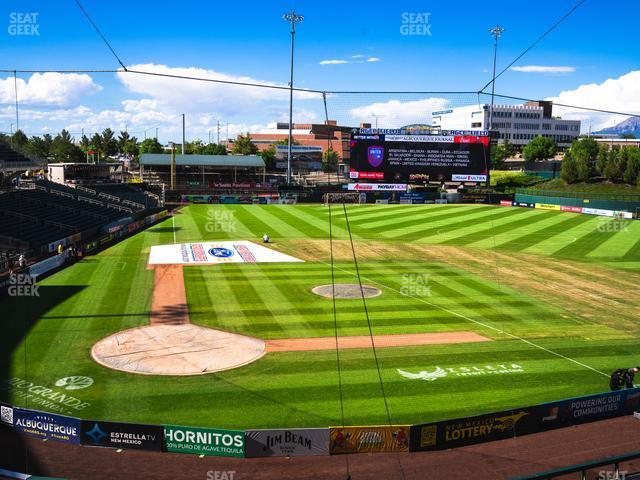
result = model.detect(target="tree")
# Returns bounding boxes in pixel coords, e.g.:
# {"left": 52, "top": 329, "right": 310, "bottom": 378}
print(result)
{"left": 603, "top": 147, "right": 622, "bottom": 181}
{"left": 90, "top": 133, "right": 103, "bottom": 160}
{"left": 491, "top": 143, "right": 507, "bottom": 170}
{"left": 231, "top": 134, "right": 258, "bottom": 155}
{"left": 25, "top": 136, "right": 51, "bottom": 159}
{"left": 569, "top": 137, "right": 598, "bottom": 180}
{"left": 101, "top": 128, "right": 118, "bottom": 157}
{"left": 203, "top": 143, "right": 227, "bottom": 155}
{"left": 139, "top": 137, "right": 163, "bottom": 154}
{"left": 523, "top": 136, "right": 556, "bottom": 162}
{"left": 621, "top": 133, "right": 637, "bottom": 139}
{"left": 11, "top": 129, "right": 29, "bottom": 148}
{"left": 260, "top": 146, "right": 276, "bottom": 170}
{"left": 595, "top": 144, "right": 609, "bottom": 175}
{"left": 51, "top": 129, "right": 83, "bottom": 162}
{"left": 322, "top": 147, "right": 340, "bottom": 173}
{"left": 560, "top": 151, "right": 579, "bottom": 183}
{"left": 623, "top": 148, "right": 640, "bottom": 184}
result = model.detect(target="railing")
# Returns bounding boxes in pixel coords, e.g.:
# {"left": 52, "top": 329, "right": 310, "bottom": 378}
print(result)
{"left": 50, "top": 189, "right": 74, "bottom": 199}
{"left": 77, "top": 196, "right": 104, "bottom": 207}
{"left": 76, "top": 185, "right": 97, "bottom": 195}
{"left": 512, "top": 451, "right": 640, "bottom": 480}
{"left": 516, "top": 188, "right": 640, "bottom": 202}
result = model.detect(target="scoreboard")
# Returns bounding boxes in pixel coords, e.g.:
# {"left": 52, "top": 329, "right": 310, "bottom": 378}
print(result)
{"left": 349, "top": 129, "right": 491, "bottom": 184}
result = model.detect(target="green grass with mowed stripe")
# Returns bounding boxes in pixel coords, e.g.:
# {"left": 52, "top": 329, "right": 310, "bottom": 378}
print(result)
{"left": 2, "top": 204, "right": 639, "bottom": 429}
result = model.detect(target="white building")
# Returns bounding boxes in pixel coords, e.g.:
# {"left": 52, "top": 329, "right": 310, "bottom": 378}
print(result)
{"left": 432, "top": 101, "right": 581, "bottom": 149}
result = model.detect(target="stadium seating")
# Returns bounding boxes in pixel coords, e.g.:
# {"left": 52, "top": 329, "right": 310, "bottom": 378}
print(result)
{"left": 0, "top": 141, "right": 41, "bottom": 171}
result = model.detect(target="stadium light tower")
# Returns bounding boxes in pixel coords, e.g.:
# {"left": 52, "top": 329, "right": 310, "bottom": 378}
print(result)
{"left": 488, "top": 25, "right": 505, "bottom": 132}
{"left": 283, "top": 9, "right": 303, "bottom": 185}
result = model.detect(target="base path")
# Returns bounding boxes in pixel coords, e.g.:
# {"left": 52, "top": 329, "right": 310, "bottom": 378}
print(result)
{"left": 151, "top": 264, "right": 189, "bottom": 325}
{"left": 265, "top": 331, "right": 490, "bottom": 352}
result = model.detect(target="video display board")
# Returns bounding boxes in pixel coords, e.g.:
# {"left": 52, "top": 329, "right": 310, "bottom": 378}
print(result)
{"left": 349, "top": 129, "right": 490, "bottom": 183}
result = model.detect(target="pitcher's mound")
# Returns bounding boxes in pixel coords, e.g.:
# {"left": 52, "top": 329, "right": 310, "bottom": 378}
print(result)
{"left": 91, "top": 325, "right": 265, "bottom": 376}
{"left": 312, "top": 284, "right": 382, "bottom": 299}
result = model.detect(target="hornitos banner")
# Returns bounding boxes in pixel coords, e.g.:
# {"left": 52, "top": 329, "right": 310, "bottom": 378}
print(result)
{"left": 13, "top": 408, "right": 81, "bottom": 444}
{"left": 81, "top": 420, "right": 163, "bottom": 451}
{"left": 148, "top": 241, "right": 303, "bottom": 266}
{"left": 245, "top": 428, "right": 329, "bottom": 457}
{"left": 329, "top": 426, "right": 409, "bottom": 454}
{"left": 164, "top": 425, "right": 245, "bottom": 457}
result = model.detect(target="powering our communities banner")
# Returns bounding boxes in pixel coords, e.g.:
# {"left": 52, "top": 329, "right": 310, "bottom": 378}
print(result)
{"left": 163, "top": 425, "right": 245, "bottom": 457}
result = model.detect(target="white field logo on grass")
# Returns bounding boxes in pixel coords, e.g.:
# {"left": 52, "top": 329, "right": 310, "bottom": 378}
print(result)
{"left": 398, "top": 364, "right": 524, "bottom": 382}
{"left": 4, "top": 377, "right": 92, "bottom": 415}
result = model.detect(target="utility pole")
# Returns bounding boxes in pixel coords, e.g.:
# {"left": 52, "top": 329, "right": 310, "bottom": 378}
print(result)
{"left": 283, "top": 10, "right": 303, "bottom": 185}
{"left": 217, "top": 119, "right": 220, "bottom": 144}
{"left": 488, "top": 25, "right": 505, "bottom": 133}
{"left": 181, "top": 114, "right": 185, "bottom": 155}
{"left": 155, "top": 127, "right": 158, "bottom": 140}
{"left": 169, "top": 142, "right": 176, "bottom": 190}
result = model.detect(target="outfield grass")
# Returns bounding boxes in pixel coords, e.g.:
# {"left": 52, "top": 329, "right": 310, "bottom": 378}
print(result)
{"left": 2, "top": 204, "right": 640, "bottom": 429}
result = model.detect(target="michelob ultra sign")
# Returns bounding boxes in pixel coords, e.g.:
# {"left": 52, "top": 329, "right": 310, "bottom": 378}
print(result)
{"left": 164, "top": 424, "right": 245, "bottom": 457}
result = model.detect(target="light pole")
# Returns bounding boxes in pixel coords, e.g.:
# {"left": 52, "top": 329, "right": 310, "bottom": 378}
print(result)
{"left": 488, "top": 25, "right": 504, "bottom": 133}
{"left": 283, "top": 9, "right": 303, "bottom": 185}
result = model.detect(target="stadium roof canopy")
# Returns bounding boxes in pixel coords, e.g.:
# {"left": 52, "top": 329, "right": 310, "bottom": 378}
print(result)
{"left": 139, "top": 154, "right": 265, "bottom": 168}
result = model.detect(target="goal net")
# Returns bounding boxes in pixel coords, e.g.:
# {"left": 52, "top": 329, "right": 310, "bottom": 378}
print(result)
{"left": 323, "top": 192, "right": 366, "bottom": 206}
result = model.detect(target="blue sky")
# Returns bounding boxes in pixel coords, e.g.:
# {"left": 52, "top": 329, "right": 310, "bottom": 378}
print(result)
{"left": 0, "top": 0, "right": 638, "bottom": 140}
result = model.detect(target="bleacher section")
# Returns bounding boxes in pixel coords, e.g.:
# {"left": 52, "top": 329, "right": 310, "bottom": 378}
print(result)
{"left": 91, "top": 183, "right": 160, "bottom": 209}
{"left": 0, "top": 141, "right": 41, "bottom": 172}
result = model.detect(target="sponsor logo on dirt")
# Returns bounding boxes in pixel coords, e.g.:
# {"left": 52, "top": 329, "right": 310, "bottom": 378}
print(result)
{"left": 397, "top": 364, "right": 524, "bottom": 382}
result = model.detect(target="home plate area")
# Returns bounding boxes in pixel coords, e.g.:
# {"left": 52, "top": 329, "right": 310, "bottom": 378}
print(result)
{"left": 89, "top": 240, "right": 490, "bottom": 376}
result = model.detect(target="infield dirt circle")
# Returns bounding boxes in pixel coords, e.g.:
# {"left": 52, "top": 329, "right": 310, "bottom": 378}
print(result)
{"left": 311, "top": 283, "right": 382, "bottom": 299}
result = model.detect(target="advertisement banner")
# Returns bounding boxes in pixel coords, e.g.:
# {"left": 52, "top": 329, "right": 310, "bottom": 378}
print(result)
{"left": 164, "top": 425, "right": 245, "bottom": 457}
{"left": 500, "top": 200, "right": 513, "bottom": 207}
{"left": 0, "top": 403, "right": 13, "bottom": 426}
{"left": 13, "top": 409, "right": 80, "bottom": 444}
{"left": 329, "top": 426, "right": 409, "bottom": 454}
{"left": 560, "top": 205, "right": 583, "bottom": 213}
{"left": 29, "top": 251, "right": 68, "bottom": 278}
{"left": 535, "top": 203, "right": 562, "bottom": 211}
{"left": 512, "top": 201, "right": 535, "bottom": 208}
{"left": 410, "top": 407, "right": 538, "bottom": 451}
{"left": 81, "top": 420, "right": 163, "bottom": 451}
{"left": 347, "top": 183, "right": 407, "bottom": 192}
{"left": 452, "top": 174, "right": 488, "bottom": 182}
{"left": 245, "top": 428, "right": 329, "bottom": 457}
{"left": 399, "top": 193, "right": 426, "bottom": 204}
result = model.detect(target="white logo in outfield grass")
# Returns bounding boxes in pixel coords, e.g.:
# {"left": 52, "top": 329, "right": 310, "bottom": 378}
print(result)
{"left": 164, "top": 425, "right": 245, "bottom": 458}
{"left": 55, "top": 376, "right": 94, "bottom": 390}
{"left": 398, "top": 364, "right": 524, "bottom": 382}
{"left": 4, "top": 378, "right": 91, "bottom": 415}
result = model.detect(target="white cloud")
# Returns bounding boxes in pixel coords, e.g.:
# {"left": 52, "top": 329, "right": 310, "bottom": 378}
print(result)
{"left": 319, "top": 60, "right": 349, "bottom": 65}
{"left": 546, "top": 70, "right": 640, "bottom": 132}
{"left": 0, "top": 73, "right": 102, "bottom": 107}
{"left": 367, "top": 57, "right": 381, "bottom": 63}
{"left": 511, "top": 66, "right": 576, "bottom": 73}
{"left": 348, "top": 98, "right": 450, "bottom": 128}
{"left": 352, "top": 54, "right": 366, "bottom": 58}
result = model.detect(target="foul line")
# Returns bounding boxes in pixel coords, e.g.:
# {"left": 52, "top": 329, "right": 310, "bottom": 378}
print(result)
{"left": 321, "top": 261, "right": 609, "bottom": 378}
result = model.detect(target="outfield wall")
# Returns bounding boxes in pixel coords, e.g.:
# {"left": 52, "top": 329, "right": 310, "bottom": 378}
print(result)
{"left": 2, "top": 388, "right": 638, "bottom": 459}
{"left": 515, "top": 189, "right": 640, "bottom": 213}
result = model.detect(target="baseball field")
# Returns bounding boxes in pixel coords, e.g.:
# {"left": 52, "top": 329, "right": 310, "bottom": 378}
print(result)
{"left": 3, "top": 204, "right": 640, "bottom": 430}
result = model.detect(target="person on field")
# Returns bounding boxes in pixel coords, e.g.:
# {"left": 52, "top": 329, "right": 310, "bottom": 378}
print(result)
{"left": 610, "top": 367, "right": 640, "bottom": 390}
{"left": 262, "top": 233, "right": 270, "bottom": 243}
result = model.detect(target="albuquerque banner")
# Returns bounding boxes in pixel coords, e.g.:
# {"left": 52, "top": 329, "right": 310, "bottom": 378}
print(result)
{"left": 245, "top": 428, "right": 329, "bottom": 457}
{"left": 164, "top": 425, "right": 245, "bottom": 457}
{"left": 329, "top": 426, "right": 410, "bottom": 454}
{"left": 81, "top": 420, "right": 163, "bottom": 451}
{"left": 13, "top": 408, "right": 80, "bottom": 444}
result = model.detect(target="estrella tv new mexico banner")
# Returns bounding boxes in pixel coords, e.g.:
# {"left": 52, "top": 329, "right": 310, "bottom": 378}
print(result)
{"left": 13, "top": 408, "right": 81, "bottom": 444}
{"left": 329, "top": 426, "right": 409, "bottom": 454}
{"left": 81, "top": 420, "right": 163, "bottom": 451}
{"left": 164, "top": 425, "right": 245, "bottom": 457}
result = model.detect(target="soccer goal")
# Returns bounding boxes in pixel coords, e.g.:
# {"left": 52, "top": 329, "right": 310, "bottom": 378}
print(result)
{"left": 323, "top": 192, "right": 366, "bottom": 206}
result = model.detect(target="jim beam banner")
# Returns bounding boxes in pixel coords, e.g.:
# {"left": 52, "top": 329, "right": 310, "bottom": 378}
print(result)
{"left": 409, "top": 407, "right": 539, "bottom": 451}
{"left": 81, "top": 420, "right": 163, "bottom": 451}
{"left": 329, "top": 426, "right": 409, "bottom": 454}
{"left": 245, "top": 428, "right": 329, "bottom": 457}
{"left": 164, "top": 425, "right": 245, "bottom": 458}
{"left": 13, "top": 408, "right": 81, "bottom": 444}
